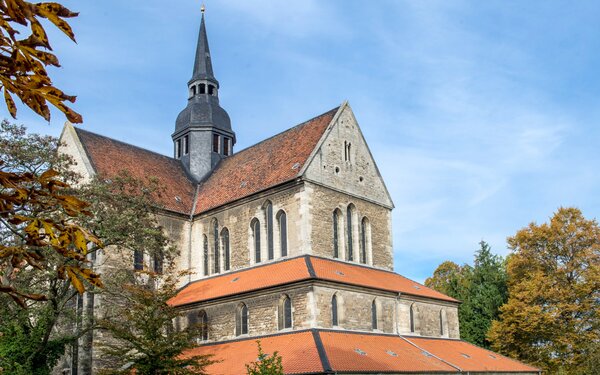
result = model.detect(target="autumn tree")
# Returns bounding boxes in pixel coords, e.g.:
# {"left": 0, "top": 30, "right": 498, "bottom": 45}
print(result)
{"left": 96, "top": 264, "right": 214, "bottom": 375}
{"left": 0, "top": 122, "right": 173, "bottom": 374}
{"left": 489, "top": 207, "right": 600, "bottom": 374}
{"left": 0, "top": 1, "right": 93, "bottom": 307}
{"left": 425, "top": 241, "right": 507, "bottom": 349}
{"left": 425, "top": 260, "right": 469, "bottom": 299}
{"left": 245, "top": 341, "right": 284, "bottom": 375}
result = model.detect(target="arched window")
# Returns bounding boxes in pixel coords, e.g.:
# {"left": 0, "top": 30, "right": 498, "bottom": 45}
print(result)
{"left": 221, "top": 228, "right": 230, "bottom": 271}
{"left": 212, "top": 219, "right": 220, "bottom": 274}
{"left": 410, "top": 303, "right": 416, "bottom": 333}
{"left": 371, "top": 299, "right": 378, "bottom": 330}
{"left": 346, "top": 204, "right": 356, "bottom": 261}
{"left": 440, "top": 309, "right": 447, "bottom": 336}
{"left": 278, "top": 295, "right": 292, "bottom": 330}
{"left": 198, "top": 310, "right": 208, "bottom": 341}
{"left": 264, "top": 201, "right": 274, "bottom": 260}
{"left": 333, "top": 209, "right": 341, "bottom": 258}
{"left": 133, "top": 250, "right": 143, "bottom": 271}
{"left": 236, "top": 303, "right": 249, "bottom": 336}
{"left": 153, "top": 250, "right": 163, "bottom": 274}
{"left": 360, "top": 217, "right": 370, "bottom": 264}
{"left": 187, "top": 311, "right": 197, "bottom": 328}
{"left": 277, "top": 210, "right": 287, "bottom": 257}
{"left": 251, "top": 218, "right": 261, "bottom": 263}
{"left": 203, "top": 235, "right": 209, "bottom": 276}
{"left": 332, "top": 294, "right": 339, "bottom": 327}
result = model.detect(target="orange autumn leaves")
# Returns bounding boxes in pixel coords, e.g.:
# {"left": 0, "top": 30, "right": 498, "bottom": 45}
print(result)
{"left": 0, "top": 0, "right": 82, "bottom": 123}
{"left": 0, "top": 167, "right": 102, "bottom": 307}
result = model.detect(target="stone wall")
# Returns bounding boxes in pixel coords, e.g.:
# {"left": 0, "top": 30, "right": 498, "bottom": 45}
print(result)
{"left": 397, "top": 297, "right": 460, "bottom": 339}
{"left": 179, "top": 285, "right": 312, "bottom": 342}
{"left": 308, "top": 183, "right": 393, "bottom": 270}
{"left": 313, "top": 285, "right": 396, "bottom": 333}
{"left": 188, "top": 183, "right": 308, "bottom": 282}
{"left": 303, "top": 104, "right": 393, "bottom": 208}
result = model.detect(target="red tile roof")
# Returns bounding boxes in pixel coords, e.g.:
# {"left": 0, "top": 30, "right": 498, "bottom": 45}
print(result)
{"left": 75, "top": 128, "right": 196, "bottom": 214}
{"left": 193, "top": 107, "right": 338, "bottom": 214}
{"left": 319, "top": 331, "right": 456, "bottom": 373}
{"left": 169, "top": 256, "right": 457, "bottom": 307}
{"left": 185, "top": 330, "right": 539, "bottom": 374}
{"left": 406, "top": 336, "right": 540, "bottom": 373}
{"left": 310, "top": 257, "right": 458, "bottom": 303}
{"left": 169, "top": 257, "right": 312, "bottom": 306}
{"left": 73, "top": 106, "right": 339, "bottom": 216}
{"left": 184, "top": 331, "right": 323, "bottom": 375}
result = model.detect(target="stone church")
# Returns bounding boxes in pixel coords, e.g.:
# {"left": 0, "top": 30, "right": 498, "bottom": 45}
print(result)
{"left": 59, "top": 10, "right": 539, "bottom": 375}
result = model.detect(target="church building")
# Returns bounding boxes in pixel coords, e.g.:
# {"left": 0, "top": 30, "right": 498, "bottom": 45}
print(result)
{"left": 59, "top": 10, "right": 540, "bottom": 375}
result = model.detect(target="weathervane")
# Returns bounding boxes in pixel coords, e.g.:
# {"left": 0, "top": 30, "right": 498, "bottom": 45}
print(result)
{"left": 201, "top": 3, "right": 205, "bottom": 14}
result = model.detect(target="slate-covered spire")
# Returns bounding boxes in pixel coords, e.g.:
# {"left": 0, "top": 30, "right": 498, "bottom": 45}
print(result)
{"left": 173, "top": 7, "right": 235, "bottom": 182}
{"left": 190, "top": 11, "right": 217, "bottom": 85}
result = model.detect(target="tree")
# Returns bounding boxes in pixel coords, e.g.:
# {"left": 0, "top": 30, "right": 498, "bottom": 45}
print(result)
{"left": 0, "top": 122, "right": 173, "bottom": 374}
{"left": 425, "top": 241, "right": 507, "bottom": 349}
{"left": 460, "top": 241, "right": 507, "bottom": 348}
{"left": 1, "top": 0, "right": 82, "bottom": 123}
{"left": 0, "top": 0, "right": 89, "bottom": 306}
{"left": 245, "top": 341, "right": 284, "bottom": 375}
{"left": 425, "top": 260, "right": 470, "bottom": 298}
{"left": 488, "top": 207, "right": 600, "bottom": 374}
{"left": 0, "top": 119, "right": 102, "bottom": 307}
{"left": 96, "top": 265, "right": 214, "bottom": 375}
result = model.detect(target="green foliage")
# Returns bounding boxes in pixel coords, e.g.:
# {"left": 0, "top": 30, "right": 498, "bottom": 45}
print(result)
{"left": 245, "top": 341, "right": 284, "bottom": 375}
{"left": 0, "top": 304, "right": 73, "bottom": 374}
{"left": 97, "top": 265, "right": 214, "bottom": 375}
{"left": 425, "top": 241, "right": 507, "bottom": 348}
{"left": 489, "top": 207, "right": 600, "bottom": 374}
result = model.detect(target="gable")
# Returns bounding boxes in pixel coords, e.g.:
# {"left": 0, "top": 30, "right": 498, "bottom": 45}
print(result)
{"left": 302, "top": 103, "right": 393, "bottom": 208}
{"left": 58, "top": 122, "right": 96, "bottom": 183}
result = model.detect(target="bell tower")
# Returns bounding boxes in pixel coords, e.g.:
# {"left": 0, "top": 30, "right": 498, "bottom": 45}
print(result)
{"left": 173, "top": 7, "right": 235, "bottom": 182}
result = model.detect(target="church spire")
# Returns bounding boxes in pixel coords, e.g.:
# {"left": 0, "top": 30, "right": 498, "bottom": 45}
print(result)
{"left": 190, "top": 9, "right": 217, "bottom": 85}
{"left": 173, "top": 7, "right": 235, "bottom": 182}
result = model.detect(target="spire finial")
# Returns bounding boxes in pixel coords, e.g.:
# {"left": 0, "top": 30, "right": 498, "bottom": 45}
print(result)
{"left": 201, "top": 3, "right": 205, "bottom": 14}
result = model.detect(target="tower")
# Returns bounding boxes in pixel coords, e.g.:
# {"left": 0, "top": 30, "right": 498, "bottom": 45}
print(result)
{"left": 173, "top": 9, "right": 235, "bottom": 182}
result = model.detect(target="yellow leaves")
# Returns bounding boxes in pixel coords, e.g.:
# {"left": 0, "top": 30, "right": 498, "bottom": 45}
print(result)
{"left": 0, "top": 0, "right": 82, "bottom": 123}
{"left": 0, "top": 164, "right": 104, "bottom": 307}
{"left": 35, "top": 2, "right": 79, "bottom": 42}
{"left": 3, "top": 88, "right": 17, "bottom": 118}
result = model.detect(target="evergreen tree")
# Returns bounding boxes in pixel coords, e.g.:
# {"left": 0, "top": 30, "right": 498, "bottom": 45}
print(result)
{"left": 460, "top": 241, "right": 507, "bottom": 347}
{"left": 425, "top": 241, "right": 507, "bottom": 349}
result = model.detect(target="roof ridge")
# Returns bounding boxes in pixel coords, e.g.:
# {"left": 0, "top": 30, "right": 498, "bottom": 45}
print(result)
{"left": 400, "top": 335, "right": 463, "bottom": 372}
{"left": 74, "top": 127, "right": 181, "bottom": 163}
{"left": 312, "top": 330, "right": 332, "bottom": 373}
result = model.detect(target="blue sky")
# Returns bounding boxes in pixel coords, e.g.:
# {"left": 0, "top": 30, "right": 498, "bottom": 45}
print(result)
{"left": 11, "top": 1, "right": 600, "bottom": 282}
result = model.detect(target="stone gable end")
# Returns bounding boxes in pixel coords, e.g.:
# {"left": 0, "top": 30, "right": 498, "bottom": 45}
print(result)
{"left": 302, "top": 104, "right": 393, "bottom": 209}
